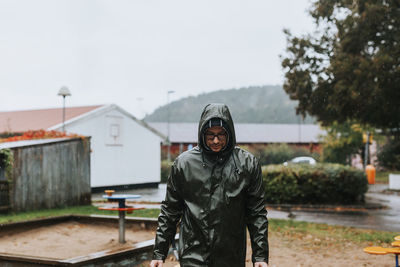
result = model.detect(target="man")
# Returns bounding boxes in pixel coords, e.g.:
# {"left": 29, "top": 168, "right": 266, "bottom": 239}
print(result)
{"left": 151, "top": 103, "right": 269, "bottom": 267}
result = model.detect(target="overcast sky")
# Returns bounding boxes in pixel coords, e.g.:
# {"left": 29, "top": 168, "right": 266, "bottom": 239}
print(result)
{"left": 0, "top": 0, "right": 315, "bottom": 119}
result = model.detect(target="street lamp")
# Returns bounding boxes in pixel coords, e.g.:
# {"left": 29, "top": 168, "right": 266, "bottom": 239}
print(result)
{"left": 57, "top": 86, "right": 71, "bottom": 133}
{"left": 167, "top": 90, "right": 175, "bottom": 162}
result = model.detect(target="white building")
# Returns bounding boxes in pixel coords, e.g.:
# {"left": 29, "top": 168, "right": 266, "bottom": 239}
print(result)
{"left": 0, "top": 104, "right": 165, "bottom": 189}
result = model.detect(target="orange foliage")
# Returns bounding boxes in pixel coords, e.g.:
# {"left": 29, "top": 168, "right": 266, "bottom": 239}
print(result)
{"left": 0, "top": 130, "right": 83, "bottom": 143}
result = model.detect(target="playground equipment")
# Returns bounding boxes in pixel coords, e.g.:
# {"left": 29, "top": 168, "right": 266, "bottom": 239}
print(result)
{"left": 364, "top": 236, "right": 400, "bottom": 267}
{"left": 99, "top": 191, "right": 144, "bottom": 243}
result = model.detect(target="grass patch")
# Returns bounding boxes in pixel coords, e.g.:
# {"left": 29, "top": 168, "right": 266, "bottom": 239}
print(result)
{"left": 0, "top": 205, "right": 160, "bottom": 224}
{"left": 376, "top": 171, "right": 389, "bottom": 184}
{"left": 376, "top": 171, "right": 400, "bottom": 184}
{"left": 269, "top": 218, "right": 396, "bottom": 245}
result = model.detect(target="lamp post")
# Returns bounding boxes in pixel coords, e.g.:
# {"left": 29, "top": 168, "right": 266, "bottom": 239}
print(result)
{"left": 57, "top": 86, "right": 71, "bottom": 132}
{"left": 167, "top": 90, "right": 175, "bottom": 162}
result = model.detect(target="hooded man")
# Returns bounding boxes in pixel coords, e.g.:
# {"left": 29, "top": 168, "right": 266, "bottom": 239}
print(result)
{"left": 151, "top": 103, "right": 269, "bottom": 267}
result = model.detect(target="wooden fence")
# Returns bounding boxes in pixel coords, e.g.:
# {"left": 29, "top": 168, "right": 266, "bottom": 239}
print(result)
{"left": 7, "top": 137, "right": 91, "bottom": 212}
{"left": 0, "top": 180, "right": 9, "bottom": 211}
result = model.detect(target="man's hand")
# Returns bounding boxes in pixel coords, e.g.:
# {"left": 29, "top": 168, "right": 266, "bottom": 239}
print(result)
{"left": 255, "top": 262, "right": 268, "bottom": 267}
{"left": 150, "top": 260, "right": 163, "bottom": 267}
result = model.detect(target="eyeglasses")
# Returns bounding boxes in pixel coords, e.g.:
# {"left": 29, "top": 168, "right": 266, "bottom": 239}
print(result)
{"left": 205, "top": 132, "right": 227, "bottom": 141}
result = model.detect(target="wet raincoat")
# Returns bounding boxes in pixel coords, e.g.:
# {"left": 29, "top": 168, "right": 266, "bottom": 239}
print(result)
{"left": 153, "top": 103, "right": 269, "bottom": 266}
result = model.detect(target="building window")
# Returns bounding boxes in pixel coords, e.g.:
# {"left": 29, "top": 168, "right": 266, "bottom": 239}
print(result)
{"left": 105, "top": 116, "right": 123, "bottom": 146}
{"left": 110, "top": 124, "right": 119, "bottom": 139}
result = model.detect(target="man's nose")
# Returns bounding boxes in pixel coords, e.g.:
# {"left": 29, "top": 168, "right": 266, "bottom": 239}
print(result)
{"left": 213, "top": 136, "right": 219, "bottom": 143}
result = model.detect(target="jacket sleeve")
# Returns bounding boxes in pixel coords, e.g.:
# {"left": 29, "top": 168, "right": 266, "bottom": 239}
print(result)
{"left": 245, "top": 158, "right": 269, "bottom": 264}
{"left": 153, "top": 162, "right": 184, "bottom": 261}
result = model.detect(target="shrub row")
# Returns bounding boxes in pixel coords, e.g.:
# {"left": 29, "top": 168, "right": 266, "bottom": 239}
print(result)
{"left": 262, "top": 163, "right": 368, "bottom": 205}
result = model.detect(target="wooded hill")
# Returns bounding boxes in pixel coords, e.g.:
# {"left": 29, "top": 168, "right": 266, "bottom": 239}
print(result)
{"left": 144, "top": 85, "right": 315, "bottom": 124}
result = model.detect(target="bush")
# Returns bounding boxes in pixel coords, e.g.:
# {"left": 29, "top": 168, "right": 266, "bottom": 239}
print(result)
{"left": 161, "top": 160, "right": 172, "bottom": 183}
{"left": 262, "top": 163, "right": 367, "bottom": 205}
{"left": 0, "top": 149, "right": 13, "bottom": 180}
{"left": 378, "top": 138, "right": 400, "bottom": 171}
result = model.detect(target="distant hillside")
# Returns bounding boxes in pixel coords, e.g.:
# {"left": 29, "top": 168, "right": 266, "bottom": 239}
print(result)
{"left": 144, "top": 85, "right": 315, "bottom": 124}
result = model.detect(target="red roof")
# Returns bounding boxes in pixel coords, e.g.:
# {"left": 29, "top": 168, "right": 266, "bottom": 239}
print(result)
{"left": 0, "top": 105, "right": 103, "bottom": 133}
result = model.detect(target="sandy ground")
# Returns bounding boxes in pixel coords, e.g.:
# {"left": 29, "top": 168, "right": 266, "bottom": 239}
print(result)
{"left": 0, "top": 221, "right": 155, "bottom": 259}
{"left": 0, "top": 221, "right": 395, "bottom": 266}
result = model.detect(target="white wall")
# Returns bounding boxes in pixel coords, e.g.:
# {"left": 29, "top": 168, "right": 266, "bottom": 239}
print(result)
{"left": 62, "top": 106, "right": 161, "bottom": 187}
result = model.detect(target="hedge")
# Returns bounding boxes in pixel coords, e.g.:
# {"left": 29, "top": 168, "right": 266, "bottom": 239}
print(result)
{"left": 262, "top": 164, "right": 368, "bottom": 205}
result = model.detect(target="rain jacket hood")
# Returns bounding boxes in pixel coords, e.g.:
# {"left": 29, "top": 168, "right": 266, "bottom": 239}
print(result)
{"left": 198, "top": 103, "right": 236, "bottom": 156}
{"left": 153, "top": 104, "right": 269, "bottom": 267}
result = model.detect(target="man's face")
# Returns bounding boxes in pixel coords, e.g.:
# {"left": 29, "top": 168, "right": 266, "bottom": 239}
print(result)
{"left": 204, "top": 126, "right": 227, "bottom": 153}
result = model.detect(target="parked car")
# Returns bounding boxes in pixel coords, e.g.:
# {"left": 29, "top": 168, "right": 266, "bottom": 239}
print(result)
{"left": 283, "top": 156, "right": 317, "bottom": 166}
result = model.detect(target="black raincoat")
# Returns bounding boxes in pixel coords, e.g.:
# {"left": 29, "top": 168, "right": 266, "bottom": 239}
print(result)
{"left": 153, "top": 103, "right": 269, "bottom": 266}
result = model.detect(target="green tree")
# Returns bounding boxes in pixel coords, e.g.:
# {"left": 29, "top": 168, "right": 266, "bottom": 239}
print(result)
{"left": 320, "top": 121, "right": 364, "bottom": 165}
{"left": 281, "top": 0, "right": 400, "bottom": 135}
{"left": 377, "top": 137, "right": 400, "bottom": 170}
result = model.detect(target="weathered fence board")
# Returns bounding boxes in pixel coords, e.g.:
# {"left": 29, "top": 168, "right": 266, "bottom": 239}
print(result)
{"left": 9, "top": 138, "right": 91, "bottom": 212}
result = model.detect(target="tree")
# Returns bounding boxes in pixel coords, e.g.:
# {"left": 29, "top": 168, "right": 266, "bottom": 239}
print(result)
{"left": 378, "top": 137, "right": 400, "bottom": 170}
{"left": 281, "top": 0, "right": 400, "bottom": 135}
{"left": 320, "top": 121, "right": 365, "bottom": 165}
